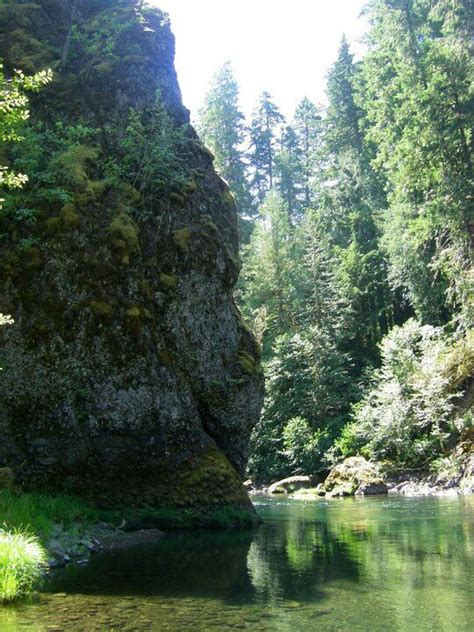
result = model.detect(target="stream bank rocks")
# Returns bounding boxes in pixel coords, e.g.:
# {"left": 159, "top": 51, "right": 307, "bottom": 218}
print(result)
{"left": 266, "top": 458, "right": 387, "bottom": 498}
{"left": 323, "top": 457, "right": 387, "bottom": 497}
{"left": 266, "top": 448, "right": 474, "bottom": 499}
{"left": 46, "top": 524, "right": 165, "bottom": 568}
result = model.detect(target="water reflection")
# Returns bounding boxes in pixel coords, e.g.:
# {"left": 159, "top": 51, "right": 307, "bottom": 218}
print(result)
{"left": 47, "top": 530, "right": 256, "bottom": 603}
{"left": 1, "top": 495, "right": 473, "bottom": 631}
{"left": 247, "top": 519, "right": 360, "bottom": 603}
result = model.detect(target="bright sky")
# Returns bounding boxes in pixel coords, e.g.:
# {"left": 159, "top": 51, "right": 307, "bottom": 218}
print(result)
{"left": 151, "top": 0, "right": 369, "bottom": 122}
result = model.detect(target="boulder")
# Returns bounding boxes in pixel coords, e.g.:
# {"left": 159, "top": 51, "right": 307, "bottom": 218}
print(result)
{"left": 460, "top": 454, "right": 474, "bottom": 494}
{"left": 268, "top": 475, "right": 314, "bottom": 495}
{"left": 355, "top": 481, "right": 388, "bottom": 495}
{"left": 0, "top": 0, "right": 264, "bottom": 516}
{"left": 325, "top": 457, "right": 387, "bottom": 497}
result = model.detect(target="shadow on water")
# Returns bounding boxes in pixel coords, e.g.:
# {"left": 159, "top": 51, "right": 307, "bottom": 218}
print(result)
{"left": 44, "top": 517, "right": 361, "bottom": 605}
{"left": 45, "top": 530, "right": 258, "bottom": 603}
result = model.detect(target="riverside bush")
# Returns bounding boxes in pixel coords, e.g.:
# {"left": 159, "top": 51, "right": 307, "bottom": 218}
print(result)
{"left": 337, "top": 320, "right": 473, "bottom": 467}
{"left": 0, "top": 529, "right": 46, "bottom": 602}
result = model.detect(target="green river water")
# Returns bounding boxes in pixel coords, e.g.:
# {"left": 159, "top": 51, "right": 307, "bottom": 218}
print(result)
{"left": 1, "top": 494, "right": 473, "bottom": 631}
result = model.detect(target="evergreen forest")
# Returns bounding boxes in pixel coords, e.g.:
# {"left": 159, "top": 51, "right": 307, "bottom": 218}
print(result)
{"left": 197, "top": 0, "right": 473, "bottom": 484}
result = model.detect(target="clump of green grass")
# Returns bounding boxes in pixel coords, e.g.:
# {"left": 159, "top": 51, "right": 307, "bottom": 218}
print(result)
{"left": 0, "top": 529, "right": 46, "bottom": 602}
{"left": 0, "top": 490, "right": 115, "bottom": 541}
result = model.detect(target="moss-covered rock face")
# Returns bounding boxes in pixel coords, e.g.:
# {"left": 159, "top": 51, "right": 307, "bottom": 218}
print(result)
{"left": 324, "top": 457, "right": 388, "bottom": 497}
{"left": 0, "top": 1, "right": 264, "bottom": 515}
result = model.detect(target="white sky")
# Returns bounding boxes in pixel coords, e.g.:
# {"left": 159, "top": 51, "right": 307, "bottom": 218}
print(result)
{"left": 151, "top": 0, "right": 369, "bottom": 122}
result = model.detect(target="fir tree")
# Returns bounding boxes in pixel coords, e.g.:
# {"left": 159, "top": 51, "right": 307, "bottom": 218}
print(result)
{"left": 275, "top": 125, "right": 303, "bottom": 221}
{"left": 197, "top": 62, "right": 253, "bottom": 222}
{"left": 248, "top": 92, "right": 285, "bottom": 203}
{"left": 293, "top": 97, "right": 322, "bottom": 208}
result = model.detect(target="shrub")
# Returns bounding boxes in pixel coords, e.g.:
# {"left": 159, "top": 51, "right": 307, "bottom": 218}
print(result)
{"left": 346, "top": 319, "right": 472, "bottom": 467}
{"left": 0, "top": 529, "right": 46, "bottom": 602}
{"left": 282, "top": 416, "right": 327, "bottom": 474}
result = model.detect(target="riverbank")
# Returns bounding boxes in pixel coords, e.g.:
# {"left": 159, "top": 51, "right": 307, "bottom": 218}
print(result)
{"left": 250, "top": 443, "right": 474, "bottom": 500}
{"left": 0, "top": 488, "right": 260, "bottom": 568}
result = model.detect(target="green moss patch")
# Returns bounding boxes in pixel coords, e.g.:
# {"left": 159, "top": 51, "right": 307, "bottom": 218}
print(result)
{"left": 173, "top": 227, "right": 192, "bottom": 253}
{"left": 107, "top": 212, "right": 140, "bottom": 263}
{"left": 238, "top": 350, "right": 258, "bottom": 375}
{"left": 89, "top": 301, "right": 114, "bottom": 320}
{"left": 159, "top": 272, "right": 177, "bottom": 289}
{"left": 55, "top": 145, "right": 99, "bottom": 190}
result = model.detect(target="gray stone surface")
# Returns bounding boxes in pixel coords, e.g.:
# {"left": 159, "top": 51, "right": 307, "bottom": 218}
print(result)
{"left": 0, "top": 1, "right": 264, "bottom": 511}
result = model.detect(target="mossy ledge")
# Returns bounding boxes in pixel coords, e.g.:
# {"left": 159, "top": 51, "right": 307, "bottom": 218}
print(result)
{"left": 0, "top": 0, "right": 264, "bottom": 524}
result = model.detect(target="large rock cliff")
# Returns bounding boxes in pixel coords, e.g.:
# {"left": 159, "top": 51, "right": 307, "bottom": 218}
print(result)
{"left": 0, "top": 0, "right": 264, "bottom": 515}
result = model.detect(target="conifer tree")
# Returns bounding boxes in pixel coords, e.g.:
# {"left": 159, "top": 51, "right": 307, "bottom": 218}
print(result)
{"left": 197, "top": 62, "right": 253, "bottom": 220}
{"left": 275, "top": 125, "right": 303, "bottom": 221}
{"left": 362, "top": 0, "right": 473, "bottom": 329}
{"left": 293, "top": 97, "right": 322, "bottom": 208}
{"left": 239, "top": 190, "right": 298, "bottom": 345}
{"left": 318, "top": 36, "right": 395, "bottom": 369}
{"left": 248, "top": 92, "right": 285, "bottom": 203}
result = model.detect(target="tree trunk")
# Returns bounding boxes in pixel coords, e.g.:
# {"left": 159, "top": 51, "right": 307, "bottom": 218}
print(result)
{"left": 60, "top": 0, "right": 79, "bottom": 72}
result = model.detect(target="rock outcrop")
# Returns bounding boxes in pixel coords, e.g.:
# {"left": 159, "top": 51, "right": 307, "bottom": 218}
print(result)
{"left": 324, "top": 457, "right": 388, "bottom": 497}
{"left": 0, "top": 0, "right": 264, "bottom": 515}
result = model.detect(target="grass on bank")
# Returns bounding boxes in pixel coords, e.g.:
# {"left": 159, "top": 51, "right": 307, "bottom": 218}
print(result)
{"left": 0, "top": 490, "right": 110, "bottom": 542}
{"left": 0, "top": 490, "right": 115, "bottom": 603}
{"left": 0, "top": 529, "right": 46, "bottom": 603}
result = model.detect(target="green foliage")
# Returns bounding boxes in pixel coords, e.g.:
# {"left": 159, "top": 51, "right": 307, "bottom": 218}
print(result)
{"left": 0, "top": 529, "right": 46, "bottom": 602}
{"left": 197, "top": 61, "right": 253, "bottom": 223}
{"left": 293, "top": 97, "right": 322, "bottom": 208}
{"left": 342, "top": 320, "right": 473, "bottom": 466}
{"left": 275, "top": 125, "right": 303, "bottom": 220}
{"left": 0, "top": 62, "right": 52, "bottom": 203}
{"left": 282, "top": 417, "right": 325, "bottom": 475}
{"left": 107, "top": 92, "right": 189, "bottom": 201}
{"left": 238, "top": 1, "right": 472, "bottom": 482}
{"left": 361, "top": 0, "right": 473, "bottom": 328}
{"left": 247, "top": 326, "right": 353, "bottom": 482}
{"left": 239, "top": 190, "right": 302, "bottom": 346}
{"left": 248, "top": 92, "right": 285, "bottom": 203}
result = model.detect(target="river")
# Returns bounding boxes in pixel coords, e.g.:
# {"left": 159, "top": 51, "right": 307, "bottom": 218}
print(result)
{"left": 1, "top": 494, "right": 473, "bottom": 631}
